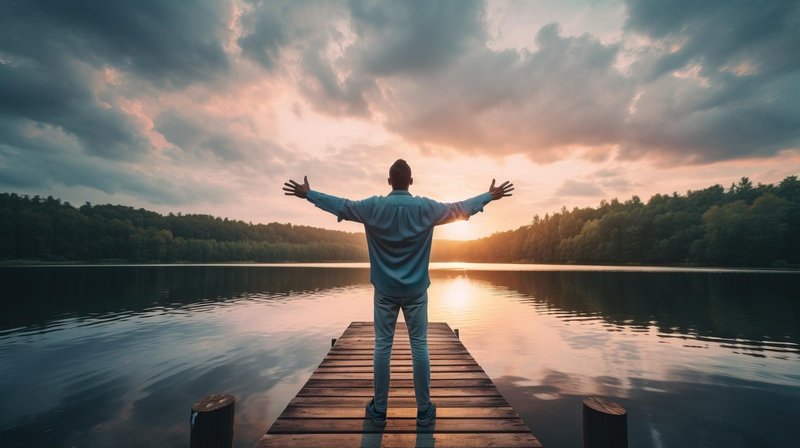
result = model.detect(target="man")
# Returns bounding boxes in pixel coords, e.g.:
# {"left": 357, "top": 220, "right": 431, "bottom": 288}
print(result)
{"left": 283, "top": 159, "right": 513, "bottom": 427}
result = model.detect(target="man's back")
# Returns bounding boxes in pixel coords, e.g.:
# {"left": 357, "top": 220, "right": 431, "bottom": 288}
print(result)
{"left": 283, "top": 159, "right": 514, "bottom": 427}
{"left": 306, "top": 189, "right": 492, "bottom": 297}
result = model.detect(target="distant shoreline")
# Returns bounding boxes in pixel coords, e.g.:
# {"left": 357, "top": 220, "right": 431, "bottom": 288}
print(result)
{"left": 2, "top": 259, "right": 798, "bottom": 273}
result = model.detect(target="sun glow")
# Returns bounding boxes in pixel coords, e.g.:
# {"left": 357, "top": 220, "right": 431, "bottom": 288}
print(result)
{"left": 438, "top": 277, "right": 474, "bottom": 313}
{"left": 437, "top": 220, "right": 475, "bottom": 240}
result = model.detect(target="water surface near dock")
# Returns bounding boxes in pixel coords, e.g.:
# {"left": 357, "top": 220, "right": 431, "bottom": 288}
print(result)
{"left": 1, "top": 264, "right": 798, "bottom": 447}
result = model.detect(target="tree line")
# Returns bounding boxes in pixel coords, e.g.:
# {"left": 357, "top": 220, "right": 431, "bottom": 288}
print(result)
{"left": 0, "top": 194, "right": 367, "bottom": 262}
{"left": 1, "top": 175, "right": 798, "bottom": 266}
{"left": 431, "top": 176, "right": 800, "bottom": 267}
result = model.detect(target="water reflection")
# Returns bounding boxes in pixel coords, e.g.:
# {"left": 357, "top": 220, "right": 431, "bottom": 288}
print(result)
{"left": 1, "top": 265, "right": 798, "bottom": 447}
{"left": 1, "top": 266, "right": 369, "bottom": 332}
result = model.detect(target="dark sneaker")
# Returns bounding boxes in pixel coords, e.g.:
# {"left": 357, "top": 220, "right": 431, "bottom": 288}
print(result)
{"left": 416, "top": 402, "right": 436, "bottom": 426}
{"left": 365, "top": 398, "right": 387, "bottom": 427}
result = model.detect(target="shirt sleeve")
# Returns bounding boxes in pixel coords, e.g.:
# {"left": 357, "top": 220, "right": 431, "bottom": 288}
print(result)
{"left": 306, "top": 190, "right": 371, "bottom": 223}
{"left": 428, "top": 192, "right": 493, "bottom": 226}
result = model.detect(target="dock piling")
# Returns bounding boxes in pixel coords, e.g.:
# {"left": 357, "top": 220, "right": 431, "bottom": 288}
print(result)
{"left": 582, "top": 396, "right": 627, "bottom": 448}
{"left": 190, "top": 393, "right": 236, "bottom": 448}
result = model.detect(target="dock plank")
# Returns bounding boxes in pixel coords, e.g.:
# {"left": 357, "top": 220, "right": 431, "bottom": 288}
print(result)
{"left": 257, "top": 322, "right": 541, "bottom": 447}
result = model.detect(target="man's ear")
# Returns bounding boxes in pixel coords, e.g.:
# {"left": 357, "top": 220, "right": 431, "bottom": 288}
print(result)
{"left": 388, "top": 177, "right": 392, "bottom": 186}
{"left": 409, "top": 178, "right": 414, "bottom": 185}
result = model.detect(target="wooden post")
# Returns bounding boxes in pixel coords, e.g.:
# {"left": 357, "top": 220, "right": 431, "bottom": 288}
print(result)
{"left": 582, "top": 396, "right": 627, "bottom": 448}
{"left": 190, "top": 393, "right": 235, "bottom": 448}
{"left": 454, "top": 328, "right": 460, "bottom": 338}
{"left": 331, "top": 338, "right": 337, "bottom": 347}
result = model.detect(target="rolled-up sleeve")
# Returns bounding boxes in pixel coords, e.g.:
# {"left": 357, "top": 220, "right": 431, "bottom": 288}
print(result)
{"left": 428, "top": 192, "right": 493, "bottom": 226}
{"left": 306, "top": 190, "right": 371, "bottom": 223}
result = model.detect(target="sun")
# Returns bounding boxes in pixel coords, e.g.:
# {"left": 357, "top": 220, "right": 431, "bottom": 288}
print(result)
{"left": 438, "top": 220, "right": 474, "bottom": 240}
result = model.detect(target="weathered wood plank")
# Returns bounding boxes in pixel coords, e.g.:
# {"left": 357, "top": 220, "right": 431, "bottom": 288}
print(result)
{"left": 297, "top": 387, "right": 502, "bottom": 398}
{"left": 328, "top": 349, "right": 470, "bottom": 355}
{"left": 324, "top": 354, "right": 475, "bottom": 360}
{"left": 315, "top": 365, "right": 484, "bottom": 373}
{"left": 304, "top": 379, "right": 493, "bottom": 388}
{"left": 268, "top": 418, "right": 531, "bottom": 433}
{"left": 256, "top": 433, "right": 542, "bottom": 448}
{"left": 287, "top": 395, "right": 513, "bottom": 408}
{"left": 320, "top": 359, "right": 479, "bottom": 367}
{"left": 278, "top": 406, "right": 520, "bottom": 419}
{"left": 308, "top": 371, "right": 491, "bottom": 380}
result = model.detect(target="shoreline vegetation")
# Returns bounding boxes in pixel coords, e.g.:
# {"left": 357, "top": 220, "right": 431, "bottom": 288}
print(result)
{"left": 2, "top": 175, "right": 798, "bottom": 268}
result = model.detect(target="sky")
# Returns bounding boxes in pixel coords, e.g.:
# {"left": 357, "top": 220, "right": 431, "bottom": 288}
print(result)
{"left": 1, "top": 0, "right": 798, "bottom": 240}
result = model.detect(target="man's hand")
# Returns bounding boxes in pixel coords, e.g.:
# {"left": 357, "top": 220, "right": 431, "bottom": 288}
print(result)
{"left": 489, "top": 179, "right": 514, "bottom": 201}
{"left": 283, "top": 176, "right": 310, "bottom": 199}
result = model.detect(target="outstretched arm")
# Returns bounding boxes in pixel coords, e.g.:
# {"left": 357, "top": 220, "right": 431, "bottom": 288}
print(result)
{"left": 430, "top": 179, "right": 514, "bottom": 226}
{"left": 283, "top": 175, "right": 369, "bottom": 223}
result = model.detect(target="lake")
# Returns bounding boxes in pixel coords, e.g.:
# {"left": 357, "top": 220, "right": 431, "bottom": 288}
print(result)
{"left": 1, "top": 264, "right": 799, "bottom": 447}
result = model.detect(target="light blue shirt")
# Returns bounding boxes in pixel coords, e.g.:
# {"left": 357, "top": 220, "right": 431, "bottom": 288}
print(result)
{"left": 306, "top": 189, "right": 493, "bottom": 298}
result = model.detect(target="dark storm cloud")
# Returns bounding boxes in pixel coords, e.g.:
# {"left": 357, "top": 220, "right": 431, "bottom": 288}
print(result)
{"left": 383, "top": 24, "right": 634, "bottom": 160}
{"left": 0, "top": 0, "right": 233, "bottom": 161}
{"left": 621, "top": 0, "right": 800, "bottom": 162}
{"left": 2, "top": 0, "right": 232, "bottom": 87}
{"left": 154, "top": 109, "right": 291, "bottom": 169}
{"left": 0, "top": 54, "right": 150, "bottom": 160}
{"left": 264, "top": 0, "right": 799, "bottom": 164}
{"left": 625, "top": 0, "right": 800, "bottom": 78}
{"left": 0, "top": 117, "right": 225, "bottom": 204}
{"left": 237, "top": 0, "right": 293, "bottom": 71}
{"left": 347, "top": 0, "right": 486, "bottom": 76}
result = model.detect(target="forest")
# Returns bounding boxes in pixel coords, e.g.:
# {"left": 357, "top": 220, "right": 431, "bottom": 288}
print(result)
{"left": 0, "top": 194, "right": 366, "bottom": 262}
{"left": 1, "top": 175, "right": 798, "bottom": 266}
{"left": 433, "top": 175, "right": 800, "bottom": 267}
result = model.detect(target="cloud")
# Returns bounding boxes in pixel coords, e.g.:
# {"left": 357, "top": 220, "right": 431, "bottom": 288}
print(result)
{"left": 555, "top": 179, "right": 606, "bottom": 197}
{"left": 154, "top": 108, "right": 289, "bottom": 170}
{"left": 0, "top": 0, "right": 236, "bottom": 162}
{"left": 620, "top": 0, "right": 800, "bottom": 162}
{"left": 1, "top": 0, "right": 233, "bottom": 87}
{"left": 382, "top": 24, "right": 634, "bottom": 161}
{"left": 0, "top": 118, "right": 228, "bottom": 205}
{"left": 347, "top": 0, "right": 487, "bottom": 76}
{"left": 273, "top": 0, "right": 799, "bottom": 165}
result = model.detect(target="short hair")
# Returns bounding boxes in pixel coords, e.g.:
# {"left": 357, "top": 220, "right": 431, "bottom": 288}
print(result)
{"left": 389, "top": 159, "right": 412, "bottom": 187}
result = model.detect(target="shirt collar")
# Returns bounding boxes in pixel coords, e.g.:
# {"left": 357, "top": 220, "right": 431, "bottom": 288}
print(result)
{"left": 388, "top": 190, "right": 411, "bottom": 196}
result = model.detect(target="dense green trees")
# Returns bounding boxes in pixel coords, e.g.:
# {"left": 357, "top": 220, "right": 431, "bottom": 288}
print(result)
{"left": 2, "top": 175, "right": 798, "bottom": 266}
{"left": 0, "top": 194, "right": 367, "bottom": 262}
{"left": 430, "top": 176, "right": 800, "bottom": 267}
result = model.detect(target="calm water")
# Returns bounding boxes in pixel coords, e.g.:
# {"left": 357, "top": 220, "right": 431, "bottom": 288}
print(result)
{"left": 1, "top": 264, "right": 799, "bottom": 447}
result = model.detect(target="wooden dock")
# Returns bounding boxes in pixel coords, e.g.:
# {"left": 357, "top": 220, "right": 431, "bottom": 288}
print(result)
{"left": 255, "top": 321, "right": 542, "bottom": 447}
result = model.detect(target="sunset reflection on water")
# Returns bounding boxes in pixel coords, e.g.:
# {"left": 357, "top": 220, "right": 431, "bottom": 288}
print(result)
{"left": 2, "top": 265, "right": 798, "bottom": 447}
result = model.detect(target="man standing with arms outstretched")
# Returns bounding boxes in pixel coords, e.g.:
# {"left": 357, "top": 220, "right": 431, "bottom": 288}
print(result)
{"left": 283, "top": 159, "right": 513, "bottom": 427}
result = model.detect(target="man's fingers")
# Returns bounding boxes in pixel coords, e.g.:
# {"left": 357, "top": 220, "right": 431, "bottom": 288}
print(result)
{"left": 490, "top": 179, "right": 496, "bottom": 189}
{"left": 284, "top": 192, "right": 295, "bottom": 196}
{"left": 289, "top": 179, "right": 301, "bottom": 187}
{"left": 304, "top": 175, "right": 308, "bottom": 186}
{"left": 499, "top": 180, "right": 510, "bottom": 188}
{"left": 282, "top": 187, "right": 295, "bottom": 192}
{"left": 504, "top": 187, "right": 515, "bottom": 192}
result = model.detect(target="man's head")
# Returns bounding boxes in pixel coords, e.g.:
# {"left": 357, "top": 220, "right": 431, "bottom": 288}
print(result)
{"left": 388, "top": 159, "right": 413, "bottom": 190}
